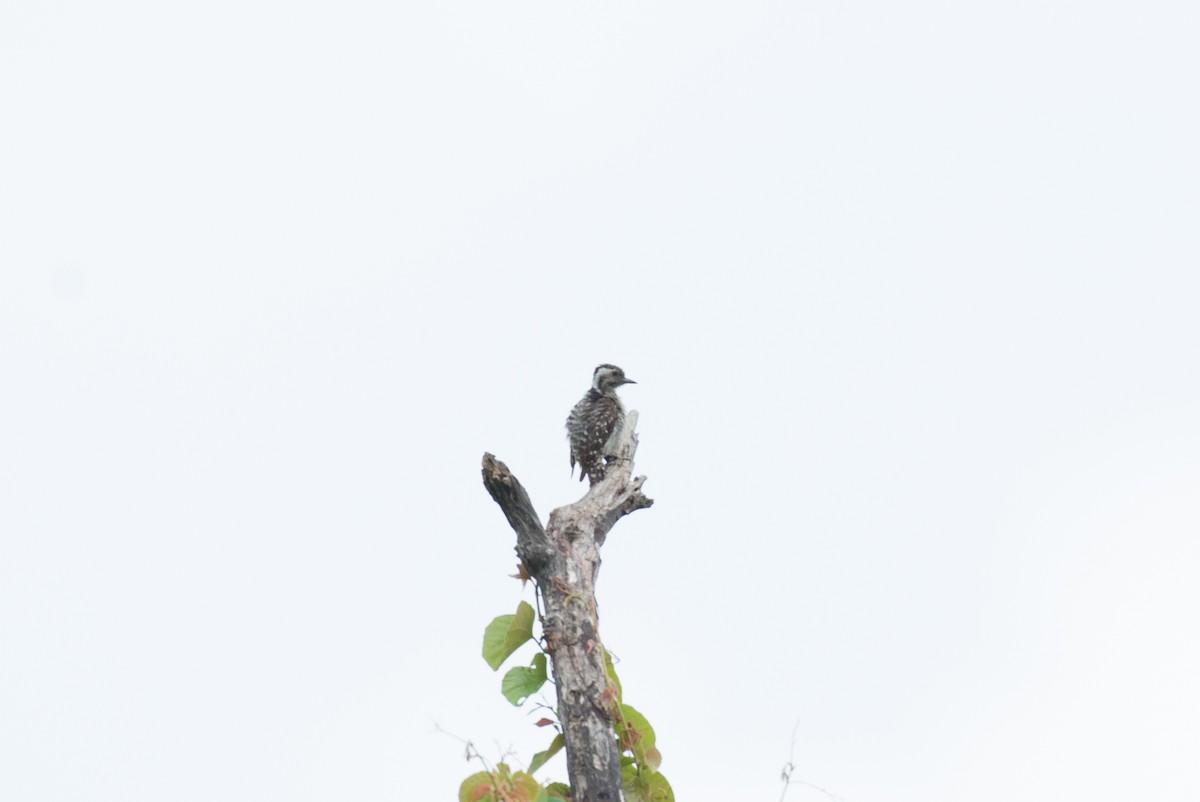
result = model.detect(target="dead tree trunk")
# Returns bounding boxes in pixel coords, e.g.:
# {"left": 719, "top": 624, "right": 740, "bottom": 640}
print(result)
{"left": 482, "top": 411, "right": 653, "bottom": 802}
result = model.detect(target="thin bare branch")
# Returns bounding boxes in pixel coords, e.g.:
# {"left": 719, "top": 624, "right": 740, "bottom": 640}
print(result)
{"left": 779, "top": 720, "right": 847, "bottom": 802}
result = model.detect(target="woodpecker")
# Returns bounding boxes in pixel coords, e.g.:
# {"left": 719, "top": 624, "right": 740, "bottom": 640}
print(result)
{"left": 566, "top": 364, "right": 637, "bottom": 484}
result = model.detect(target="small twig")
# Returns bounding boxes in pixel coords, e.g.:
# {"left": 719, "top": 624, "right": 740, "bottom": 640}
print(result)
{"left": 779, "top": 720, "right": 799, "bottom": 802}
{"left": 493, "top": 741, "right": 519, "bottom": 766}
{"left": 779, "top": 721, "right": 846, "bottom": 802}
{"left": 527, "top": 701, "right": 559, "bottom": 724}
{"left": 786, "top": 779, "right": 848, "bottom": 802}
{"left": 432, "top": 721, "right": 494, "bottom": 774}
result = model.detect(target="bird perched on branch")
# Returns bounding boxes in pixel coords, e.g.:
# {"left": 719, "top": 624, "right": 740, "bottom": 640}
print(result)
{"left": 566, "top": 364, "right": 636, "bottom": 484}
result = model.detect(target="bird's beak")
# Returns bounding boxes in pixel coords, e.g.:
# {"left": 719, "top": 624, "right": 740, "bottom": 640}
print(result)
{"left": 622, "top": 378, "right": 637, "bottom": 385}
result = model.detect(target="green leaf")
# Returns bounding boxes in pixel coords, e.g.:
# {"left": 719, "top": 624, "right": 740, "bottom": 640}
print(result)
{"left": 544, "top": 781, "right": 571, "bottom": 801}
{"left": 528, "top": 732, "right": 564, "bottom": 774}
{"left": 482, "top": 601, "right": 535, "bottom": 670}
{"left": 501, "top": 652, "right": 548, "bottom": 705}
{"left": 616, "top": 703, "right": 656, "bottom": 759}
{"left": 621, "top": 765, "right": 674, "bottom": 802}
{"left": 509, "top": 771, "right": 540, "bottom": 802}
{"left": 459, "top": 771, "right": 495, "bottom": 802}
{"left": 603, "top": 648, "right": 623, "bottom": 703}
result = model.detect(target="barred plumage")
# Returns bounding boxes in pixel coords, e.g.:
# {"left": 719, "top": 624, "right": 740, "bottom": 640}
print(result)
{"left": 566, "top": 364, "right": 636, "bottom": 484}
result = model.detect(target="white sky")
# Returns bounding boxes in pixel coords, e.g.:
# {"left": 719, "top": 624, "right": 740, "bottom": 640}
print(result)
{"left": 2, "top": 2, "right": 1198, "bottom": 801}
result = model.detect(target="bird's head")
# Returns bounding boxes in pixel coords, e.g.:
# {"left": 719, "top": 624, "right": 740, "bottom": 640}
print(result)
{"left": 592, "top": 363, "right": 636, "bottom": 393}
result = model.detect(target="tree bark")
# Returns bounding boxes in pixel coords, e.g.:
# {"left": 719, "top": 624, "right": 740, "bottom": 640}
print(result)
{"left": 482, "top": 411, "right": 653, "bottom": 802}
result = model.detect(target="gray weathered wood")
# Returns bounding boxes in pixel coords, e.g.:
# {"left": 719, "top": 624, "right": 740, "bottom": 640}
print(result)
{"left": 481, "top": 410, "right": 653, "bottom": 802}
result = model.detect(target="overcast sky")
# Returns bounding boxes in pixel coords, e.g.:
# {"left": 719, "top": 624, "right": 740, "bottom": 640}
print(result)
{"left": 2, "top": 2, "right": 1198, "bottom": 801}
